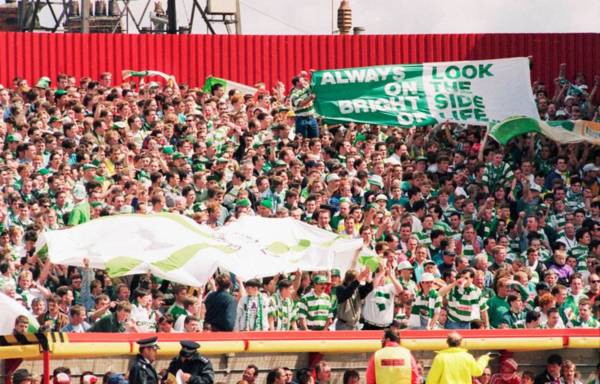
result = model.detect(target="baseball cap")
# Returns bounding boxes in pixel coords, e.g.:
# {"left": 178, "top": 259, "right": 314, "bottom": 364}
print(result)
{"left": 420, "top": 272, "right": 435, "bottom": 282}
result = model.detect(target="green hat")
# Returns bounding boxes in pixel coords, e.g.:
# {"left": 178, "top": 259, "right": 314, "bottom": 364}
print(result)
{"left": 38, "top": 168, "right": 51, "bottom": 176}
{"left": 216, "top": 157, "right": 229, "bottom": 164}
{"left": 172, "top": 152, "right": 185, "bottom": 160}
{"left": 312, "top": 274, "right": 328, "bottom": 284}
{"left": 252, "top": 142, "right": 263, "bottom": 149}
{"left": 82, "top": 163, "right": 97, "bottom": 171}
{"left": 205, "top": 140, "right": 213, "bottom": 148}
{"left": 274, "top": 159, "right": 287, "bottom": 167}
{"left": 48, "top": 116, "right": 61, "bottom": 124}
{"left": 54, "top": 89, "right": 67, "bottom": 97}
{"left": 260, "top": 199, "right": 273, "bottom": 209}
{"left": 112, "top": 121, "right": 127, "bottom": 130}
{"left": 192, "top": 163, "right": 205, "bottom": 172}
{"left": 7, "top": 133, "right": 22, "bottom": 143}
{"left": 331, "top": 268, "right": 341, "bottom": 277}
{"left": 416, "top": 156, "right": 428, "bottom": 163}
{"left": 91, "top": 201, "right": 103, "bottom": 208}
{"left": 35, "top": 76, "right": 51, "bottom": 89}
{"left": 235, "top": 198, "right": 251, "bottom": 208}
{"left": 192, "top": 202, "right": 207, "bottom": 212}
{"left": 368, "top": 175, "right": 384, "bottom": 188}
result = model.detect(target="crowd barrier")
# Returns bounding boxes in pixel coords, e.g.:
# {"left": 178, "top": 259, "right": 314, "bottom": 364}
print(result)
{"left": 1, "top": 329, "right": 598, "bottom": 361}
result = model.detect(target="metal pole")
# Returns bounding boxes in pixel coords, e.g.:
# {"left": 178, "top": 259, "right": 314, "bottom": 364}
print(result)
{"left": 81, "top": 0, "right": 90, "bottom": 32}
{"left": 167, "top": 0, "right": 176, "bottom": 34}
{"left": 234, "top": 0, "right": 241, "bottom": 34}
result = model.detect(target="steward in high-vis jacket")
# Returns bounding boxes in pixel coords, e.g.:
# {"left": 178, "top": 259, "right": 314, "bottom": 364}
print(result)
{"left": 426, "top": 332, "right": 491, "bottom": 384}
{"left": 366, "top": 328, "right": 420, "bottom": 384}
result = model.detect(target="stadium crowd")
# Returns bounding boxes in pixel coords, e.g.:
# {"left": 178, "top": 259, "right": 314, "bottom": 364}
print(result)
{"left": 0, "top": 63, "right": 599, "bottom": 382}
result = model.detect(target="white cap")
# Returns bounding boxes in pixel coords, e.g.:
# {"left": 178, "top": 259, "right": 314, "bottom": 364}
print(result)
{"left": 375, "top": 194, "right": 388, "bottom": 201}
{"left": 397, "top": 260, "right": 413, "bottom": 270}
{"left": 582, "top": 163, "right": 600, "bottom": 173}
{"left": 420, "top": 272, "right": 435, "bottom": 282}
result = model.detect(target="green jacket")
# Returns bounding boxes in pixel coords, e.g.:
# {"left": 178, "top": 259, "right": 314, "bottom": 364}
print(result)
{"left": 88, "top": 313, "right": 125, "bottom": 333}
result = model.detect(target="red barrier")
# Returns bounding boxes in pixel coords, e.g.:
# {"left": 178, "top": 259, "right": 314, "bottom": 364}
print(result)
{"left": 0, "top": 32, "right": 598, "bottom": 92}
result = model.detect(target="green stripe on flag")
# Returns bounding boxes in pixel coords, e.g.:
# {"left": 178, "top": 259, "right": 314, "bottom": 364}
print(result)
{"left": 203, "top": 76, "right": 227, "bottom": 93}
{"left": 489, "top": 116, "right": 541, "bottom": 145}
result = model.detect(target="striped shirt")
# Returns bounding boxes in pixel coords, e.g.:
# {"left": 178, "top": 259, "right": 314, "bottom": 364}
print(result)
{"left": 414, "top": 230, "right": 431, "bottom": 248}
{"left": 411, "top": 289, "right": 442, "bottom": 321}
{"left": 290, "top": 87, "right": 315, "bottom": 116}
{"left": 567, "top": 316, "right": 599, "bottom": 328}
{"left": 460, "top": 241, "right": 476, "bottom": 260}
{"left": 482, "top": 162, "right": 514, "bottom": 192}
{"left": 568, "top": 244, "right": 589, "bottom": 272}
{"left": 268, "top": 293, "right": 297, "bottom": 331}
{"left": 446, "top": 284, "right": 488, "bottom": 323}
{"left": 297, "top": 290, "right": 333, "bottom": 330}
{"left": 549, "top": 212, "right": 567, "bottom": 231}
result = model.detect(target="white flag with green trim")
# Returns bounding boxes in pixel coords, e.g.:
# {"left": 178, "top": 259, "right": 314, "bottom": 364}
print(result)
{"left": 489, "top": 116, "right": 600, "bottom": 145}
{"left": 38, "top": 213, "right": 367, "bottom": 286}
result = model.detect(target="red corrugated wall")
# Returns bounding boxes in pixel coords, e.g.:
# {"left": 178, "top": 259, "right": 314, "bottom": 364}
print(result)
{"left": 0, "top": 32, "right": 598, "bottom": 93}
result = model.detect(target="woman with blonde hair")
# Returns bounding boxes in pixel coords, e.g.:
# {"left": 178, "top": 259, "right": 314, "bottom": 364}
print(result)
{"left": 560, "top": 360, "right": 582, "bottom": 384}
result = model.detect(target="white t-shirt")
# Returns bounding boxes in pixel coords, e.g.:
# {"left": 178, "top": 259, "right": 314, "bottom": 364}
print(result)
{"left": 130, "top": 304, "right": 156, "bottom": 332}
{"left": 362, "top": 283, "right": 399, "bottom": 326}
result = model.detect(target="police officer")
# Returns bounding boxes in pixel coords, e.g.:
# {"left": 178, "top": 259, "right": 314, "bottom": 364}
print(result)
{"left": 166, "top": 340, "right": 214, "bottom": 384}
{"left": 129, "top": 337, "right": 160, "bottom": 384}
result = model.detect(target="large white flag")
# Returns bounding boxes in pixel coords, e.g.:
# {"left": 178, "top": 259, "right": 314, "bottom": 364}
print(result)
{"left": 0, "top": 292, "right": 39, "bottom": 335}
{"left": 39, "top": 213, "right": 367, "bottom": 286}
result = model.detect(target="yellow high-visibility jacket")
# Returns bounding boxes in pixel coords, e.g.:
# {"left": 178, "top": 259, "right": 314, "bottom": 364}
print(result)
{"left": 426, "top": 347, "right": 490, "bottom": 384}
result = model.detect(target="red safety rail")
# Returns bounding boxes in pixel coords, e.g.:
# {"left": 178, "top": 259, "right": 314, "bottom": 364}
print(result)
{"left": 0, "top": 32, "right": 598, "bottom": 92}
{"left": 66, "top": 328, "right": 600, "bottom": 342}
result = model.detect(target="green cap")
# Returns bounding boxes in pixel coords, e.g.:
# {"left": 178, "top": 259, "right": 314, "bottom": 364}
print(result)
{"left": 172, "top": 152, "right": 185, "bottom": 160}
{"left": 331, "top": 268, "right": 341, "bottom": 277}
{"left": 48, "top": 116, "right": 61, "bottom": 124}
{"left": 54, "top": 89, "right": 67, "bottom": 97}
{"left": 192, "top": 163, "right": 205, "bottom": 172}
{"left": 112, "top": 121, "right": 126, "bottom": 130}
{"left": 235, "top": 198, "right": 251, "bottom": 208}
{"left": 162, "top": 146, "right": 175, "bottom": 155}
{"left": 38, "top": 168, "right": 52, "bottom": 176}
{"left": 274, "top": 159, "right": 287, "bottom": 167}
{"left": 416, "top": 156, "right": 428, "bottom": 162}
{"left": 82, "top": 163, "right": 97, "bottom": 171}
{"left": 35, "top": 76, "right": 51, "bottom": 89}
{"left": 91, "top": 201, "right": 103, "bottom": 208}
{"left": 216, "top": 157, "right": 229, "bottom": 164}
{"left": 260, "top": 199, "right": 273, "bottom": 209}
{"left": 7, "top": 133, "right": 22, "bottom": 143}
{"left": 312, "top": 274, "right": 328, "bottom": 284}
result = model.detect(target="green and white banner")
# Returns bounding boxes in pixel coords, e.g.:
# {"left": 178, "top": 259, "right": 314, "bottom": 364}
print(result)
{"left": 202, "top": 76, "right": 258, "bottom": 95}
{"left": 311, "top": 57, "right": 538, "bottom": 127}
{"left": 37, "top": 213, "right": 372, "bottom": 286}
{"left": 489, "top": 117, "right": 600, "bottom": 145}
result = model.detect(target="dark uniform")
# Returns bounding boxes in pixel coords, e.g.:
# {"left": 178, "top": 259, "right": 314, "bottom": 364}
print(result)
{"left": 129, "top": 337, "right": 160, "bottom": 384}
{"left": 166, "top": 341, "right": 214, "bottom": 384}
